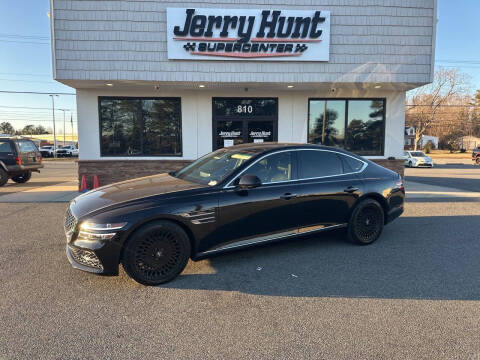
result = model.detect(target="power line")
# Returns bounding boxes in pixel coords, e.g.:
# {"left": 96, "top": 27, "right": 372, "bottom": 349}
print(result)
{"left": 0, "top": 105, "right": 75, "bottom": 111}
{"left": 0, "top": 91, "right": 76, "bottom": 95}
{"left": 0, "top": 33, "right": 49, "bottom": 40}
{"left": 0, "top": 39, "right": 50, "bottom": 45}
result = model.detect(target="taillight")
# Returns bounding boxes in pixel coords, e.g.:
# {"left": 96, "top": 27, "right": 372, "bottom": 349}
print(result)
{"left": 39, "top": 155, "right": 43, "bottom": 163}
{"left": 15, "top": 156, "right": 21, "bottom": 165}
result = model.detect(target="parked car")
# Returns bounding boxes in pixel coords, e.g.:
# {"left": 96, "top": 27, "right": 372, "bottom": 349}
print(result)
{"left": 0, "top": 138, "right": 43, "bottom": 186}
{"left": 39, "top": 145, "right": 55, "bottom": 158}
{"left": 64, "top": 143, "right": 405, "bottom": 286}
{"left": 56, "top": 145, "right": 79, "bottom": 157}
{"left": 403, "top": 151, "right": 434, "bottom": 168}
{"left": 473, "top": 147, "right": 480, "bottom": 165}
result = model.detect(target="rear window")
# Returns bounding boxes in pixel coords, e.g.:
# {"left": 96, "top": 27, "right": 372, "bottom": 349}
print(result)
{"left": 15, "top": 140, "right": 37, "bottom": 153}
{"left": 342, "top": 155, "right": 365, "bottom": 172}
{"left": 0, "top": 141, "right": 13, "bottom": 153}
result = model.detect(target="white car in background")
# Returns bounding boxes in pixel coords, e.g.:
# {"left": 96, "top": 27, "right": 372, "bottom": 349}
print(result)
{"left": 55, "top": 145, "right": 79, "bottom": 157}
{"left": 404, "top": 151, "right": 434, "bottom": 168}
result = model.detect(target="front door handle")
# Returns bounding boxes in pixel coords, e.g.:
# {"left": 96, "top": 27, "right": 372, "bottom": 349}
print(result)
{"left": 280, "top": 193, "right": 297, "bottom": 200}
{"left": 344, "top": 186, "right": 359, "bottom": 193}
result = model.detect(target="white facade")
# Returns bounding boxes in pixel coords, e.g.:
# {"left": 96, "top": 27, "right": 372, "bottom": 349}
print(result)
{"left": 50, "top": 0, "right": 437, "bottom": 164}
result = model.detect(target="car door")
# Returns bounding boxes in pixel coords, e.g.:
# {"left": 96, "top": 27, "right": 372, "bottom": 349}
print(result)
{"left": 204, "top": 150, "right": 300, "bottom": 253}
{"left": 294, "top": 150, "right": 365, "bottom": 232}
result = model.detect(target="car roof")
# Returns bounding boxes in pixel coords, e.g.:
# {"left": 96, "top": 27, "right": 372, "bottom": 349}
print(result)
{"left": 225, "top": 142, "right": 362, "bottom": 158}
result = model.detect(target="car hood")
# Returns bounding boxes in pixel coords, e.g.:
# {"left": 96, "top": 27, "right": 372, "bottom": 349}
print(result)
{"left": 70, "top": 173, "right": 205, "bottom": 218}
{"left": 412, "top": 156, "right": 432, "bottom": 161}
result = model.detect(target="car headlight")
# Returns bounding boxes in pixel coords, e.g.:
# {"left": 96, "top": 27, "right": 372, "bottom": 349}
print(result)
{"left": 78, "top": 222, "right": 127, "bottom": 241}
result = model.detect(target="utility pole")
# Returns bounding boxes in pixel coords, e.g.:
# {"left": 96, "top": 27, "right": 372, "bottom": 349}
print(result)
{"left": 49, "top": 94, "right": 59, "bottom": 158}
{"left": 58, "top": 109, "right": 68, "bottom": 145}
{"left": 70, "top": 113, "right": 74, "bottom": 144}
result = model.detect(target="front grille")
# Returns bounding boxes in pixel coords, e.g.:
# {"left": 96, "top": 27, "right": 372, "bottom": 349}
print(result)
{"left": 69, "top": 246, "right": 103, "bottom": 270}
{"left": 64, "top": 207, "right": 77, "bottom": 237}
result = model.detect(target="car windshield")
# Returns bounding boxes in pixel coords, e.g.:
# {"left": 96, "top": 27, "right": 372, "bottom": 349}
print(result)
{"left": 410, "top": 152, "right": 425, "bottom": 157}
{"left": 175, "top": 148, "right": 262, "bottom": 186}
{"left": 61, "top": 146, "right": 70, "bottom": 149}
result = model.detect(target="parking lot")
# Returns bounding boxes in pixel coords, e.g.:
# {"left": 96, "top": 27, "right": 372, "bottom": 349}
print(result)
{"left": 1, "top": 160, "right": 480, "bottom": 359}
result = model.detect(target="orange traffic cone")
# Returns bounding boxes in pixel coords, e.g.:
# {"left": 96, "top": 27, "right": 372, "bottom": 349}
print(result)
{"left": 93, "top": 175, "right": 99, "bottom": 189}
{"left": 79, "top": 174, "right": 88, "bottom": 192}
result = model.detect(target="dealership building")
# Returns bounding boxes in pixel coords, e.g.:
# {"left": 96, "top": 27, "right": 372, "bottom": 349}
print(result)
{"left": 50, "top": 0, "right": 437, "bottom": 185}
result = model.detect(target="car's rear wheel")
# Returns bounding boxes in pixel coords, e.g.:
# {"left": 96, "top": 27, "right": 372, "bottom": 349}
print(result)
{"left": 0, "top": 168, "right": 8, "bottom": 186}
{"left": 11, "top": 171, "right": 31, "bottom": 183}
{"left": 347, "top": 198, "right": 384, "bottom": 245}
{"left": 122, "top": 221, "right": 191, "bottom": 286}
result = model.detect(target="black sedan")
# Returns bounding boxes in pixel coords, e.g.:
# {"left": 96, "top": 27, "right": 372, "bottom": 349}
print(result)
{"left": 64, "top": 143, "right": 404, "bottom": 285}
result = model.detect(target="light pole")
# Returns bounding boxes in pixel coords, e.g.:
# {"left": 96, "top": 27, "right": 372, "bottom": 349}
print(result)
{"left": 58, "top": 109, "right": 68, "bottom": 145}
{"left": 49, "top": 94, "right": 59, "bottom": 158}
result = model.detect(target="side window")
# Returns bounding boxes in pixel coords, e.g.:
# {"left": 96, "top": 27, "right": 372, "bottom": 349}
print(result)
{"left": 297, "top": 150, "right": 343, "bottom": 179}
{"left": 341, "top": 155, "right": 365, "bottom": 173}
{"left": 0, "top": 141, "right": 13, "bottom": 153}
{"left": 245, "top": 151, "right": 293, "bottom": 184}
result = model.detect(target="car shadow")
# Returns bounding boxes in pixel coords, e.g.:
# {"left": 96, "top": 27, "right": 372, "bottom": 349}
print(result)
{"left": 162, "top": 215, "right": 480, "bottom": 301}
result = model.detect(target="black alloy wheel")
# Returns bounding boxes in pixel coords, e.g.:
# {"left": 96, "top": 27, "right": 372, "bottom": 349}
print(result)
{"left": 122, "top": 221, "right": 191, "bottom": 286}
{"left": 347, "top": 199, "right": 384, "bottom": 245}
{"left": 0, "top": 168, "right": 8, "bottom": 186}
{"left": 408, "top": 161, "right": 413, "bottom": 168}
{"left": 11, "top": 171, "right": 32, "bottom": 183}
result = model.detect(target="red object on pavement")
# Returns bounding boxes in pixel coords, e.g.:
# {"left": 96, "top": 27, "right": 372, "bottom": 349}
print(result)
{"left": 80, "top": 175, "right": 88, "bottom": 192}
{"left": 93, "top": 175, "right": 99, "bottom": 189}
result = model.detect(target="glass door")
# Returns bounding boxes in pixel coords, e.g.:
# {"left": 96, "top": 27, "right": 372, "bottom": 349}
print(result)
{"left": 212, "top": 98, "right": 278, "bottom": 150}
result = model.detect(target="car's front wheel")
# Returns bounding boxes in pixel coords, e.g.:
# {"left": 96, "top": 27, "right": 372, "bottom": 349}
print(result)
{"left": 408, "top": 161, "right": 413, "bottom": 167}
{"left": 122, "top": 220, "right": 191, "bottom": 286}
{"left": 11, "top": 171, "right": 32, "bottom": 183}
{"left": 347, "top": 198, "right": 384, "bottom": 245}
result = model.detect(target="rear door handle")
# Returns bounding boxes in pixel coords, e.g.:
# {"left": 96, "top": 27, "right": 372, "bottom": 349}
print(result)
{"left": 280, "top": 193, "right": 297, "bottom": 200}
{"left": 344, "top": 186, "right": 359, "bottom": 193}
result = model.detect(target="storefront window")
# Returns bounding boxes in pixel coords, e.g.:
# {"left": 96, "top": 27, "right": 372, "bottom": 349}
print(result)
{"left": 308, "top": 99, "right": 385, "bottom": 156}
{"left": 99, "top": 97, "right": 181, "bottom": 156}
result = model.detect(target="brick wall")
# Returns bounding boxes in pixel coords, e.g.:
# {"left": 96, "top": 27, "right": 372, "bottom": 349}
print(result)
{"left": 78, "top": 158, "right": 404, "bottom": 188}
{"left": 78, "top": 160, "right": 193, "bottom": 189}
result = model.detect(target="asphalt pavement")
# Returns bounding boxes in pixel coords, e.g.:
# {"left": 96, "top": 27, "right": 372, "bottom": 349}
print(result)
{"left": 0, "top": 161, "right": 480, "bottom": 359}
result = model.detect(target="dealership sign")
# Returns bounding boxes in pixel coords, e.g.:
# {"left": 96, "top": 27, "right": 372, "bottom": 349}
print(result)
{"left": 166, "top": 8, "right": 330, "bottom": 61}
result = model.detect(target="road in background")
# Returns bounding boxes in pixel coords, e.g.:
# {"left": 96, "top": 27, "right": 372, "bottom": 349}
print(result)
{"left": 0, "top": 160, "right": 78, "bottom": 202}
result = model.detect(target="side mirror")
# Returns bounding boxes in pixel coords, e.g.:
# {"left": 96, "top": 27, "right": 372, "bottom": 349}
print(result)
{"left": 237, "top": 174, "right": 261, "bottom": 189}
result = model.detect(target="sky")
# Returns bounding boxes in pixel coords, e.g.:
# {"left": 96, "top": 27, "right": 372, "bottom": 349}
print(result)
{"left": 0, "top": 0, "right": 479, "bottom": 132}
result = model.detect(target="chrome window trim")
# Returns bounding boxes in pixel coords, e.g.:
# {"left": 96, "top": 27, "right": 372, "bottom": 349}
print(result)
{"left": 198, "top": 223, "right": 348, "bottom": 256}
{"left": 224, "top": 148, "right": 368, "bottom": 189}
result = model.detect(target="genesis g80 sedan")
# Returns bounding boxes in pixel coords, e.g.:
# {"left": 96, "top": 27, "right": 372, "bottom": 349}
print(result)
{"left": 64, "top": 143, "right": 405, "bottom": 285}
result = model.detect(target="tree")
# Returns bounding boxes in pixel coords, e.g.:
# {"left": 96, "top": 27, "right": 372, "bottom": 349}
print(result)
{"left": 22, "top": 125, "right": 36, "bottom": 135}
{"left": 0, "top": 122, "right": 15, "bottom": 135}
{"left": 34, "top": 125, "right": 47, "bottom": 134}
{"left": 406, "top": 68, "right": 468, "bottom": 150}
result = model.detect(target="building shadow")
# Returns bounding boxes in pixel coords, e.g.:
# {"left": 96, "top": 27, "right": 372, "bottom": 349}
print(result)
{"left": 163, "top": 215, "right": 480, "bottom": 301}
{"left": 406, "top": 175, "right": 480, "bottom": 193}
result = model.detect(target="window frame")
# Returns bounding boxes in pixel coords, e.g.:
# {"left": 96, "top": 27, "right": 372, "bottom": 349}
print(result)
{"left": 224, "top": 148, "right": 367, "bottom": 189}
{"left": 307, "top": 98, "right": 387, "bottom": 156}
{"left": 98, "top": 96, "right": 183, "bottom": 157}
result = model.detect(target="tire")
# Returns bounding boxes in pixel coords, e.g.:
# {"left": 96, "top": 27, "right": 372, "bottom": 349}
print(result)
{"left": 408, "top": 161, "right": 413, "bottom": 168}
{"left": 122, "top": 220, "right": 191, "bottom": 286}
{"left": 476, "top": 157, "right": 480, "bottom": 165}
{"left": 0, "top": 168, "right": 8, "bottom": 187}
{"left": 11, "top": 171, "right": 32, "bottom": 183}
{"left": 347, "top": 198, "right": 385, "bottom": 245}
